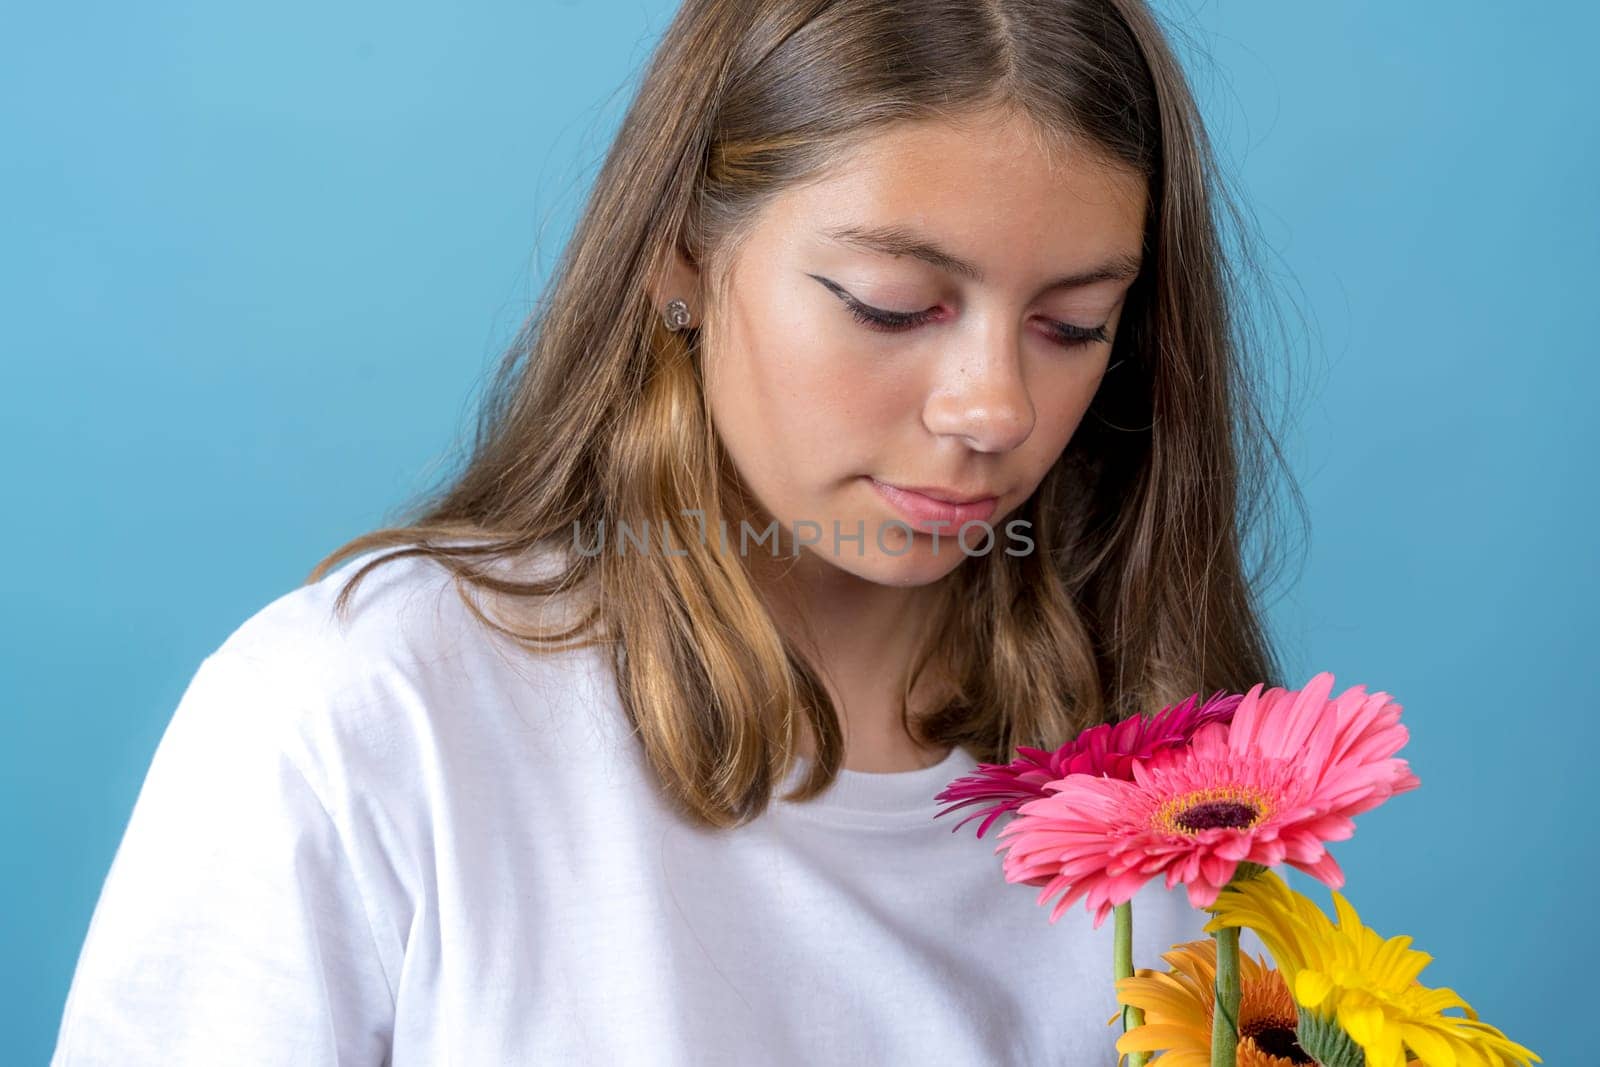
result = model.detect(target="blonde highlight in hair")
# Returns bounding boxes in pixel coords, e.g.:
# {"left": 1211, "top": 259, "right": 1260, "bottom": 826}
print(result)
{"left": 306, "top": 0, "right": 1306, "bottom": 830}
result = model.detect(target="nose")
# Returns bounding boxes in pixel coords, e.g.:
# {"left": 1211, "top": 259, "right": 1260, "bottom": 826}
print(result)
{"left": 921, "top": 321, "right": 1036, "bottom": 453}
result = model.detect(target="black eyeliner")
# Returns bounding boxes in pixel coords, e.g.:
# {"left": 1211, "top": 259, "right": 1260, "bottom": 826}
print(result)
{"left": 810, "top": 272, "right": 1108, "bottom": 345}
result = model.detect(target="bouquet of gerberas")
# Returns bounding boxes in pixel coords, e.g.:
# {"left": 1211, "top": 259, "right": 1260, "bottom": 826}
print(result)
{"left": 934, "top": 672, "right": 1540, "bottom": 1067}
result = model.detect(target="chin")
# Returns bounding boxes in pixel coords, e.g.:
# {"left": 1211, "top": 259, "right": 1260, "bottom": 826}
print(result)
{"left": 805, "top": 538, "right": 973, "bottom": 587}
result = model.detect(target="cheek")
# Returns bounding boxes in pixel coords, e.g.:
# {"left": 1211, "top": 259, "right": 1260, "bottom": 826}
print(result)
{"left": 716, "top": 316, "right": 902, "bottom": 454}
{"left": 1026, "top": 356, "right": 1109, "bottom": 458}
{"left": 707, "top": 296, "right": 893, "bottom": 492}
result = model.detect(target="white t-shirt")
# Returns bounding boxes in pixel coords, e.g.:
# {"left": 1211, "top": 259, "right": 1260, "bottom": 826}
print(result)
{"left": 52, "top": 546, "right": 1248, "bottom": 1066}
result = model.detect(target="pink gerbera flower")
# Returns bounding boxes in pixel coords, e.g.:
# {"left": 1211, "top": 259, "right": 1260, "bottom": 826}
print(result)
{"left": 934, "top": 689, "right": 1243, "bottom": 838}
{"left": 995, "top": 671, "right": 1421, "bottom": 927}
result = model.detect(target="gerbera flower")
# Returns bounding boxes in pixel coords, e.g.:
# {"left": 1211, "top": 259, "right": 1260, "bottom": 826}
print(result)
{"left": 1111, "top": 938, "right": 1314, "bottom": 1067}
{"left": 933, "top": 689, "right": 1243, "bottom": 838}
{"left": 995, "top": 671, "right": 1420, "bottom": 925}
{"left": 1205, "top": 869, "right": 1540, "bottom": 1067}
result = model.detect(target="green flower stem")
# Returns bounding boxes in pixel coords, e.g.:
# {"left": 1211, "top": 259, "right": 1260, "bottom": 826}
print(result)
{"left": 1112, "top": 901, "right": 1150, "bottom": 1067}
{"left": 1210, "top": 923, "right": 1240, "bottom": 1067}
{"left": 1207, "top": 862, "right": 1268, "bottom": 1067}
{"left": 1295, "top": 1007, "right": 1366, "bottom": 1067}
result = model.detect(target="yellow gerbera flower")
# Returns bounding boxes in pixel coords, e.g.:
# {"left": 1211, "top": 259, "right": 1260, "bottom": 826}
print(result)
{"left": 1204, "top": 870, "right": 1539, "bottom": 1067}
{"left": 1114, "top": 938, "right": 1313, "bottom": 1066}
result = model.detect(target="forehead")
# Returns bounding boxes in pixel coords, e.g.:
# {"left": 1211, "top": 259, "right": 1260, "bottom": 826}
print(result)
{"left": 754, "top": 111, "right": 1148, "bottom": 277}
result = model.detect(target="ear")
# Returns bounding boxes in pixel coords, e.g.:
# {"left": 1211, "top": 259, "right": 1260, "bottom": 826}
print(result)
{"left": 649, "top": 240, "right": 703, "bottom": 329}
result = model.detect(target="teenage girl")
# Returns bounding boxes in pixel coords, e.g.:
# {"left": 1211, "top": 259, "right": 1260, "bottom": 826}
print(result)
{"left": 53, "top": 1, "right": 1291, "bottom": 1063}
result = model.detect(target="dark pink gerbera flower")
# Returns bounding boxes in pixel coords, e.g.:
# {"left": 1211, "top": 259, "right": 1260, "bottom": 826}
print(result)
{"left": 933, "top": 688, "right": 1243, "bottom": 839}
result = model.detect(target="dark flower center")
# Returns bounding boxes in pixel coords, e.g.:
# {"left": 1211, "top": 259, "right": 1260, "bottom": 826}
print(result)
{"left": 1174, "top": 799, "right": 1258, "bottom": 832}
{"left": 1243, "top": 1021, "right": 1313, "bottom": 1064}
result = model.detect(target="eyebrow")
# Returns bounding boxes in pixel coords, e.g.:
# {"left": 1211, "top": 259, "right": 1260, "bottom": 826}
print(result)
{"left": 821, "top": 223, "right": 1143, "bottom": 289}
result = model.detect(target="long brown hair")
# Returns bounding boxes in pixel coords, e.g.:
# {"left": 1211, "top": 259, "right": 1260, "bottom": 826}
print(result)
{"left": 306, "top": 0, "right": 1307, "bottom": 830}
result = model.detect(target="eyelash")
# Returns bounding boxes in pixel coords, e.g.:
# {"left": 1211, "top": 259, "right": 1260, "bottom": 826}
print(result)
{"left": 840, "top": 297, "right": 1110, "bottom": 349}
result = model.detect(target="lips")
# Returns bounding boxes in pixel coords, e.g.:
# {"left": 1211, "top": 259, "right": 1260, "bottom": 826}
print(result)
{"left": 867, "top": 477, "right": 1000, "bottom": 533}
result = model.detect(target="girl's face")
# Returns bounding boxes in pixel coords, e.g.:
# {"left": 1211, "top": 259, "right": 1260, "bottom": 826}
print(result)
{"left": 687, "top": 107, "right": 1147, "bottom": 587}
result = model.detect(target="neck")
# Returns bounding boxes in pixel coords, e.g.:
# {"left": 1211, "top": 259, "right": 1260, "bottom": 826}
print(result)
{"left": 746, "top": 545, "right": 955, "bottom": 772}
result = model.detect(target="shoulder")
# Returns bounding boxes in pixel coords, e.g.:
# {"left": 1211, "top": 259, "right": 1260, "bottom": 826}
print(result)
{"left": 189, "top": 540, "right": 611, "bottom": 800}
{"left": 214, "top": 540, "right": 593, "bottom": 701}
{"left": 213, "top": 544, "right": 487, "bottom": 693}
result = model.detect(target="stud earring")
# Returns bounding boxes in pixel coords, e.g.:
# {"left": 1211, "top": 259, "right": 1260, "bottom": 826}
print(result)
{"left": 662, "top": 298, "right": 692, "bottom": 332}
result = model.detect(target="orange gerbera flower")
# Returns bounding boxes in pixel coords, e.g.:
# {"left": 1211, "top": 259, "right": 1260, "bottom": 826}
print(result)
{"left": 1114, "top": 938, "right": 1429, "bottom": 1066}
{"left": 1113, "top": 938, "right": 1311, "bottom": 1067}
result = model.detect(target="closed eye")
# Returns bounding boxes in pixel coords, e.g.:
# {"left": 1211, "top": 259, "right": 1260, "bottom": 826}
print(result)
{"left": 809, "top": 273, "right": 1110, "bottom": 349}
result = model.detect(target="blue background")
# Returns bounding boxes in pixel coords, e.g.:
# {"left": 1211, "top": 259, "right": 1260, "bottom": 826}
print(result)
{"left": 4, "top": 2, "right": 1592, "bottom": 1062}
